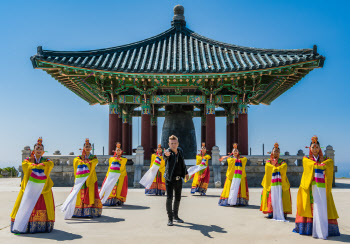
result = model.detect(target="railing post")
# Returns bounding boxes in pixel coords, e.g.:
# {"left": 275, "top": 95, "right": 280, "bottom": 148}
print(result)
{"left": 52, "top": 150, "right": 61, "bottom": 165}
{"left": 133, "top": 146, "right": 144, "bottom": 188}
{"left": 20, "top": 146, "right": 31, "bottom": 180}
{"left": 324, "top": 145, "right": 336, "bottom": 187}
{"left": 68, "top": 152, "right": 75, "bottom": 165}
{"left": 297, "top": 149, "right": 304, "bottom": 166}
{"left": 211, "top": 146, "right": 221, "bottom": 188}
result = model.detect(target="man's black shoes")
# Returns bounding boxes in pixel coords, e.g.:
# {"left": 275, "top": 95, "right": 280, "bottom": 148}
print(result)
{"left": 167, "top": 219, "right": 174, "bottom": 226}
{"left": 174, "top": 216, "right": 184, "bottom": 223}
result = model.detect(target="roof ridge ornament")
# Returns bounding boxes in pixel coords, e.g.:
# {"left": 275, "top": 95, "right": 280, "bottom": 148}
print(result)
{"left": 172, "top": 5, "right": 186, "bottom": 30}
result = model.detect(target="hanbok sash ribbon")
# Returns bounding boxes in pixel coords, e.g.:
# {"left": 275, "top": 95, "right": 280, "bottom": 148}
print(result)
{"left": 13, "top": 165, "right": 47, "bottom": 233}
{"left": 228, "top": 160, "right": 242, "bottom": 205}
{"left": 99, "top": 160, "right": 121, "bottom": 203}
{"left": 140, "top": 156, "right": 161, "bottom": 188}
{"left": 185, "top": 158, "right": 207, "bottom": 182}
{"left": 312, "top": 165, "right": 328, "bottom": 239}
{"left": 270, "top": 169, "right": 287, "bottom": 221}
{"left": 61, "top": 163, "right": 90, "bottom": 219}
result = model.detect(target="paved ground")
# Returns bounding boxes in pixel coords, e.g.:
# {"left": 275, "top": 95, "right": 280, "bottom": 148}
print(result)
{"left": 0, "top": 178, "right": 349, "bottom": 244}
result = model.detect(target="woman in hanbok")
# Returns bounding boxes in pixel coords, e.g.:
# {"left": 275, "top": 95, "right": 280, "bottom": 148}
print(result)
{"left": 101, "top": 142, "right": 128, "bottom": 206}
{"left": 260, "top": 143, "right": 291, "bottom": 220}
{"left": 293, "top": 136, "right": 340, "bottom": 239}
{"left": 11, "top": 137, "right": 55, "bottom": 233}
{"left": 61, "top": 139, "right": 102, "bottom": 218}
{"left": 218, "top": 143, "right": 249, "bottom": 206}
{"left": 191, "top": 143, "right": 211, "bottom": 196}
{"left": 144, "top": 144, "right": 166, "bottom": 196}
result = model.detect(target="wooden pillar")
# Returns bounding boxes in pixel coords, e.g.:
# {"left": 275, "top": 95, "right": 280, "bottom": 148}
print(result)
{"left": 150, "top": 115, "right": 158, "bottom": 151}
{"left": 234, "top": 117, "right": 239, "bottom": 146}
{"left": 129, "top": 119, "right": 133, "bottom": 154}
{"left": 109, "top": 104, "right": 119, "bottom": 155}
{"left": 238, "top": 105, "right": 248, "bottom": 155}
{"left": 141, "top": 100, "right": 151, "bottom": 160}
{"left": 229, "top": 122, "right": 235, "bottom": 150}
{"left": 226, "top": 121, "right": 230, "bottom": 154}
{"left": 227, "top": 109, "right": 236, "bottom": 154}
{"left": 122, "top": 113, "right": 130, "bottom": 155}
{"left": 201, "top": 114, "right": 206, "bottom": 144}
{"left": 205, "top": 104, "right": 215, "bottom": 155}
{"left": 117, "top": 114, "right": 123, "bottom": 145}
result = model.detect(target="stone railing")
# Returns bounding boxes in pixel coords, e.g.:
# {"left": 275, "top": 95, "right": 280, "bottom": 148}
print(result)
{"left": 19, "top": 145, "right": 336, "bottom": 188}
{"left": 210, "top": 145, "right": 336, "bottom": 188}
{"left": 20, "top": 146, "right": 145, "bottom": 187}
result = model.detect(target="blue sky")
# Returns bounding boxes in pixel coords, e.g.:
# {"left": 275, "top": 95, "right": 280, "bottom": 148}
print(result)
{"left": 0, "top": 0, "right": 349, "bottom": 176}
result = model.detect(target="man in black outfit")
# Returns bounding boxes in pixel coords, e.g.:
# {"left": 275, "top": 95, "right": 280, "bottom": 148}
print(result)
{"left": 164, "top": 135, "right": 189, "bottom": 226}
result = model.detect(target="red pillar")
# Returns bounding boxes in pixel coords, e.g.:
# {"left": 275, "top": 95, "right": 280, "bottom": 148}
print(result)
{"left": 201, "top": 115, "right": 206, "bottom": 144}
{"left": 117, "top": 114, "right": 123, "bottom": 144}
{"left": 226, "top": 122, "right": 230, "bottom": 154}
{"left": 129, "top": 121, "right": 133, "bottom": 154}
{"left": 150, "top": 116, "right": 158, "bottom": 151}
{"left": 229, "top": 122, "right": 235, "bottom": 151}
{"left": 122, "top": 114, "right": 130, "bottom": 155}
{"left": 109, "top": 104, "right": 119, "bottom": 155}
{"left": 238, "top": 113, "right": 248, "bottom": 155}
{"left": 206, "top": 114, "right": 215, "bottom": 155}
{"left": 141, "top": 113, "right": 151, "bottom": 160}
{"left": 234, "top": 117, "right": 239, "bottom": 146}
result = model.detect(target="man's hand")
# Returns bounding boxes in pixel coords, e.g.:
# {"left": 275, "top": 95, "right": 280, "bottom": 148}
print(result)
{"left": 185, "top": 174, "right": 189, "bottom": 181}
{"left": 164, "top": 151, "right": 171, "bottom": 157}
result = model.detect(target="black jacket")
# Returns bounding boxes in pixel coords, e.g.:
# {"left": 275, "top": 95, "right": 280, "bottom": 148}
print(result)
{"left": 163, "top": 147, "right": 188, "bottom": 181}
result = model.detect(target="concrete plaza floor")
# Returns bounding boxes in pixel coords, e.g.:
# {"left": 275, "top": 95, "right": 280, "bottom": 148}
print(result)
{"left": 0, "top": 178, "right": 349, "bottom": 244}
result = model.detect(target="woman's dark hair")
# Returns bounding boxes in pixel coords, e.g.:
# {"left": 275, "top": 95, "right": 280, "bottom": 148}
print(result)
{"left": 84, "top": 142, "right": 92, "bottom": 147}
{"left": 34, "top": 143, "right": 44, "bottom": 150}
{"left": 310, "top": 141, "right": 320, "bottom": 146}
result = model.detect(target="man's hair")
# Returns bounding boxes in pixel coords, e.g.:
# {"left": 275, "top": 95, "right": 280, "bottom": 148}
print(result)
{"left": 169, "top": 135, "right": 178, "bottom": 141}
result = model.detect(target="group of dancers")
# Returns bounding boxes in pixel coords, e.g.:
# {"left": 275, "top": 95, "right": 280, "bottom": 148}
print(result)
{"left": 10, "top": 135, "right": 340, "bottom": 240}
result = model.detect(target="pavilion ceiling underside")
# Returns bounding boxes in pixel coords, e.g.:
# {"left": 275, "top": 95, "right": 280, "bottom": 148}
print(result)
{"left": 37, "top": 58, "right": 319, "bottom": 106}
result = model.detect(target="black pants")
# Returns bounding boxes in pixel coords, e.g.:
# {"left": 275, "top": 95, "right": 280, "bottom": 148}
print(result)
{"left": 166, "top": 179, "right": 182, "bottom": 219}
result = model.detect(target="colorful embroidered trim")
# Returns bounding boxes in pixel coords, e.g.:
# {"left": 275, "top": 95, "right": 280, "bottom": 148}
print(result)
{"left": 110, "top": 161, "right": 121, "bottom": 173}
{"left": 76, "top": 164, "right": 90, "bottom": 178}
{"left": 29, "top": 168, "right": 47, "bottom": 183}
{"left": 271, "top": 171, "right": 282, "bottom": 186}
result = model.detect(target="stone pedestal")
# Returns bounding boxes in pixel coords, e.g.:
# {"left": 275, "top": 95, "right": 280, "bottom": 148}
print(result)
{"left": 211, "top": 146, "right": 222, "bottom": 188}
{"left": 133, "top": 146, "right": 144, "bottom": 188}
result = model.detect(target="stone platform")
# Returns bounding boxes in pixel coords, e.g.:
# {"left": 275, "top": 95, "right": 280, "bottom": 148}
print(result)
{"left": 0, "top": 178, "right": 349, "bottom": 244}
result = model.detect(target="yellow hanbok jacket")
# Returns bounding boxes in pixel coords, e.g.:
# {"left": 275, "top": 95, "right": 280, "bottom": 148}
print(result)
{"left": 296, "top": 157, "right": 338, "bottom": 219}
{"left": 260, "top": 159, "right": 291, "bottom": 213}
{"left": 74, "top": 155, "right": 98, "bottom": 205}
{"left": 220, "top": 157, "right": 248, "bottom": 199}
{"left": 106, "top": 157, "right": 128, "bottom": 199}
{"left": 150, "top": 154, "right": 165, "bottom": 183}
{"left": 11, "top": 157, "right": 55, "bottom": 221}
{"left": 192, "top": 154, "right": 211, "bottom": 187}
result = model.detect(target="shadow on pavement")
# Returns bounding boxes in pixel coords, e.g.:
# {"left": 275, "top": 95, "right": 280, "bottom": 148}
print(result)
{"left": 191, "top": 194, "right": 221, "bottom": 198}
{"left": 240, "top": 204, "right": 260, "bottom": 209}
{"left": 286, "top": 217, "right": 295, "bottom": 222}
{"left": 17, "top": 229, "right": 82, "bottom": 241}
{"left": 334, "top": 182, "right": 350, "bottom": 189}
{"left": 66, "top": 216, "right": 125, "bottom": 224}
{"left": 328, "top": 234, "right": 350, "bottom": 243}
{"left": 175, "top": 222, "right": 227, "bottom": 238}
{"left": 105, "top": 204, "right": 150, "bottom": 210}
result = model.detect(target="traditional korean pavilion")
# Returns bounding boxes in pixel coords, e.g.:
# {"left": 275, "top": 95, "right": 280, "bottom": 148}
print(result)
{"left": 30, "top": 5, "right": 325, "bottom": 160}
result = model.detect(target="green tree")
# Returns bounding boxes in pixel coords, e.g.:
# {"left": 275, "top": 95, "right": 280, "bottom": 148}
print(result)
{"left": 3, "top": 167, "right": 19, "bottom": 177}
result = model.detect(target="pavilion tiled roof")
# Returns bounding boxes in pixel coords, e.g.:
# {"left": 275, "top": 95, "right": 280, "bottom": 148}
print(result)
{"left": 31, "top": 8, "right": 324, "bottom": 74}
